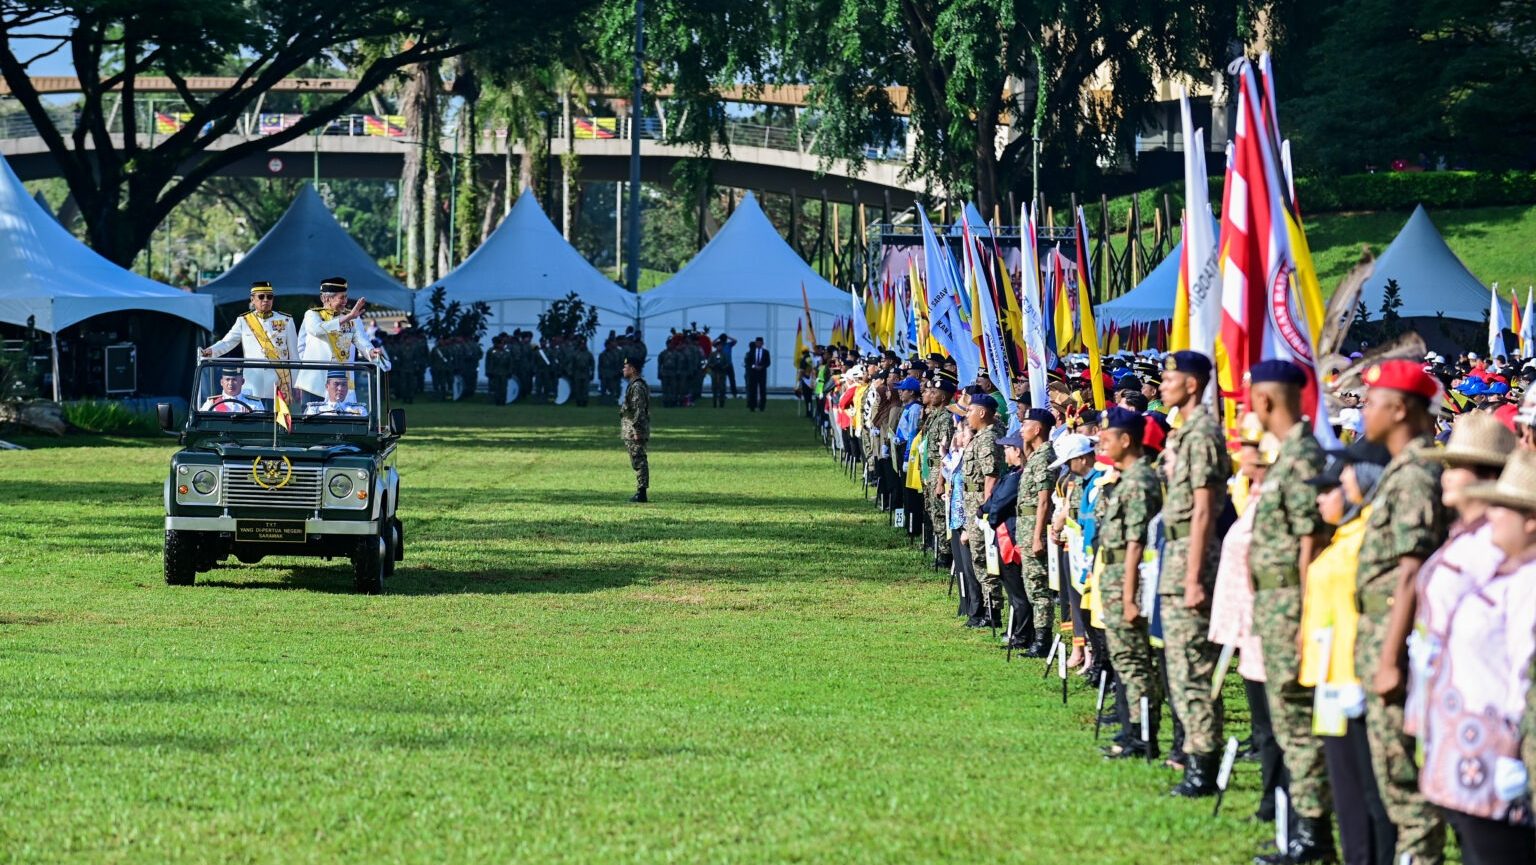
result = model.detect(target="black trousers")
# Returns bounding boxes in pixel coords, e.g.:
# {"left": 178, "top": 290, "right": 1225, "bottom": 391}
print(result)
{"left": 1441, "top": 808, "right": 1536, "bottom": 865}
{"left": 726, "top": 364, "right": 739, "bottom": 396}
{"left": 997, "top": 558, "right": 1030, "bottom": 643}
{"left": 745, "top": 369, "right": 767, "bottom": 410}
{"left": 1245, "top": 678, "right": 1289, "bottom": 822}
{"left": 1325, "top": 718, "right": 1396, "bottom": 865}
{"left": 951, "top": 529, "right": 981, "bottom": 619}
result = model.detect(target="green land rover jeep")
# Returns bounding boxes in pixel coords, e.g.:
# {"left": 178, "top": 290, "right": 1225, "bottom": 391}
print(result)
{"left": 159, "top": 359, "right": 405, "bottom": 593}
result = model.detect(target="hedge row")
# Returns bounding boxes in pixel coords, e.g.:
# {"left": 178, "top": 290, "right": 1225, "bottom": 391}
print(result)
{"left": 1079, "top": 171, "right": 1536, "bottom": 232}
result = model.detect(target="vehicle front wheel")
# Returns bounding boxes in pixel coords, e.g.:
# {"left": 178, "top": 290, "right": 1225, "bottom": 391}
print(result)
{"left": 353, "top": 533, "right": 387, "bottom": 595}
{"left": 165, "top": 530, "right": 197, "bottom": 586}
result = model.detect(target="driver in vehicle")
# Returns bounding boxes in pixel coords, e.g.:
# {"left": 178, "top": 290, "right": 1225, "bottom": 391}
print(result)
{"left": 303, "top": 369, "right": 368, "bottom": 417}
{"left": 199, "top": 368, "right": 266, "bottom": 412}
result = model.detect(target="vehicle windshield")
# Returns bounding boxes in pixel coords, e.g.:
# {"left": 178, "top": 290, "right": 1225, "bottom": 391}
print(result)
{"left": 194, "top": 361, "right": 375, "bottom": 423}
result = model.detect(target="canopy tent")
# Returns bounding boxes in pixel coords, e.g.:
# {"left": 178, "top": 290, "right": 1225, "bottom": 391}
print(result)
{"left": 200, "top": 184, "right": 415, "bottom": 314}
{"left": 1360, "top": 205, "right": 1501, "bottom": 321}
{"left": 0, "top": 154, "right": 212, "bottom": 399}
{"left": 641, "top": 192, "right": 847, "bottom": 389}
{"left": 1095, "top": 243, "right": 1183, "bottom": 325}
{"left": 434, "top": 188, "right": 639, "bottom": 361}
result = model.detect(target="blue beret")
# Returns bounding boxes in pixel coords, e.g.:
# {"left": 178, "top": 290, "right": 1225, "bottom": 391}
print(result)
{"left": 970, "top": 393, "right": 998, "bottom": 411}
{"left": 895, "top": 376, "right": 922, "bottom": 392}
{"left": 997, "top": 430, "right": 1024, "bottom": 448}
{"left": 1248, "top": 359, "right": 1308, "bottom": 387}
{"left": 1164, "top": 350, "right": 1214, "bottom": 379}
{"left": 1024, "top": 408, "right": 1055, "bottom": 427}
{"left": 1103, "top": 406, "right": 1146, "bottom": 436}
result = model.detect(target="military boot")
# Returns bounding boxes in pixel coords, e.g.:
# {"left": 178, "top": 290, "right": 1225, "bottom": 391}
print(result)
{"left": 1024, "top": 633, "right": 1051, "bottom": 658}
{"left": 1253, "top": 815, "right": 1336, "bottom": 865}
{"left": 1170, "top": 752, "right": 1220, "bottom": 797}
{"left": 629, "top": 486, "right": 648, "bottom": 503}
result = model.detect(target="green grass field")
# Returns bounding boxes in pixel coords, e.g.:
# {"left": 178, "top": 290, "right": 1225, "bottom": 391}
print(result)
{"left": 1307, "top": 204, "right": 1536, "bottom": 296}
{"left": 2, "top": 402, "right": 1273, "bottom": 864}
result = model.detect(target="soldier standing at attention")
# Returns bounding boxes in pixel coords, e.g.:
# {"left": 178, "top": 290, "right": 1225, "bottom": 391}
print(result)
{"left": 569, "top": 338, "right": 595, "bottom": 407}
{"left": 620, "top": 356, "right": 651, "bottom": 503}
{"left": 1242, "top": 359, "right": 1335, "bottom": 864}
{"left": 922, "top": 377, "right": 957, "bottom": 567}
{"left": 1097, "top": 406, "right": 1162, "bottom": 760}
{"left": 961, "top": 394, "right": 1005, "bottom": 628}
{"left": 1157, "top": 351, "right": 1229, "bottom": 798}
{"left": 485, "top": 333, "right": 512, "bottom": 405}
{"left": 1018, "top": 407, "right": 1058, "bottom": 657}
{"left": 1356, "top": 359, "right": 1448, "bottom": 865}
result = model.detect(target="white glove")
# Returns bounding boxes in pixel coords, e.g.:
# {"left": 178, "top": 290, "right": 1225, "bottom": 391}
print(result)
{"left": 1495, "top": 756, "right": 1529, "bottom": 803}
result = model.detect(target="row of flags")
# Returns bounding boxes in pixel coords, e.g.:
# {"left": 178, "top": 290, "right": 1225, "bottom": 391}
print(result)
{"left": 824, "top": 52, "right": 1361, "bottom": 447}
{"left": 1491, "top": 285, "right": 1536, "bottom": 360}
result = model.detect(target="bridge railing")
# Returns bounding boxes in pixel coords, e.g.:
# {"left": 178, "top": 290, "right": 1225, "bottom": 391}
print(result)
{"left": 547, "top": 115, "right": 904, "bottom": 163}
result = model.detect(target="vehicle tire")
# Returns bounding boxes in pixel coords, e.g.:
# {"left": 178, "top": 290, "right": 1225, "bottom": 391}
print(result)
{"left": 164, "top": 530, "right": 197, "bottom": 586}
{"left": 390, "top": 515, "right": 404, "bottom": 562}
{"left": 353, "top": 534, "right": 387, "bottom": 595}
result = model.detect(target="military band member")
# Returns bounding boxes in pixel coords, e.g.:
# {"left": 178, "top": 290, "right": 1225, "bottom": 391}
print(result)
{"left": 303, "top": 369, "right": 368, "bottom": 417}
{"left": 202, "top": 281, "right": 296, "bottom": 399}
{"left": 620, "top": 356, "right": 651, "bottom": 502}
{"left": 198, "top": 367, "right": 266, "bottom": 412}
{"left": 298, "top": 277, "right": 381, "bottom": 398}
{"left": 1158, "top": 350, "right": 1229, "bottom": 798}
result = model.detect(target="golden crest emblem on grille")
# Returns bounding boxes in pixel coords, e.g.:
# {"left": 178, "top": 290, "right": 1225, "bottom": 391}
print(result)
{"left": 251, "top": 455, "right": 294, "bottom": 490}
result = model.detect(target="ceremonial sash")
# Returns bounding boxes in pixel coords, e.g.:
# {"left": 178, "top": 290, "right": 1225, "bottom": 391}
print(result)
{"left": 244, "top": 312, "right": 293, "bottom": 395}
{"left": 316, "top": 309, "right": 347, "bottom": 361}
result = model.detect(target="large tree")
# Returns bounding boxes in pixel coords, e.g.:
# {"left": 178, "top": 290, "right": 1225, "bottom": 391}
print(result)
{"left": 0, "top": 0, "right": 594, "bottom": 266}
{"left": 773, "top": 0, "right": 1244, "bottom": 215}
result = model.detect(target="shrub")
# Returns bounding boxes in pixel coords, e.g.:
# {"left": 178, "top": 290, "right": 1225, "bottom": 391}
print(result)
{"left": 62, "top": 400, "right": 160, "bottom": 435}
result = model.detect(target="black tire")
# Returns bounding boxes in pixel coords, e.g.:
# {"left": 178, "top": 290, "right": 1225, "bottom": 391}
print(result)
{"left": 164, "top": 530, "right": 196, "bottom": 586}
{"left": 390, "top": 515, "right": 404, "bottom": 562}
{"left": 353, "top": 534, "right": 387, "bottom": 595}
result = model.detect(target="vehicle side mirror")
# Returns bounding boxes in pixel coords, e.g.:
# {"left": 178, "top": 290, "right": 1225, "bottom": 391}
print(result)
{"left": 389, "top": 408, "right": 406, "bottom": 437}
{"left": 157, "top": 403, "right": 176, "bottom": 433}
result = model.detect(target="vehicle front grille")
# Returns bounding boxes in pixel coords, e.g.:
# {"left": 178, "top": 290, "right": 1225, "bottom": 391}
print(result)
{"left": 221, "top": 462, "right": 323, "bottom": 509}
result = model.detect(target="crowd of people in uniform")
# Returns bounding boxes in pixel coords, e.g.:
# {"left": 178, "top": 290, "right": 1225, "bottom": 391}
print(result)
{"left": 803, "top": 343, "right": 1536, "bottom": 865}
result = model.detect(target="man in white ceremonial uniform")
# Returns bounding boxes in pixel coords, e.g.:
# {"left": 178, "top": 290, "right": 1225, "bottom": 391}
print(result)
{"left": 297, "top": 276, "right": 381, "bottom": 399}
{"left": 303, "top": 370, "right": 368, "bottom": 417}
{"left": 198, "top": 367, "right": 267, "bottom": 412}
{"left": 201, "top": 282, "right": 296, "bottom": 399}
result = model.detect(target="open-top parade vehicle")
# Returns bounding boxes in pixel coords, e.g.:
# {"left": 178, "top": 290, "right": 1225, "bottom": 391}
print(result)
{"left": 159, "top": 359, "right": 405, "bottom": 593}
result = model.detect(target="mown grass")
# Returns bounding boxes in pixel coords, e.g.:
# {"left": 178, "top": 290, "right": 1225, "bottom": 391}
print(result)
{"left": 1306, "top": 204, "right": 1536, "bottom": 296}
{"left": 2, "top": 401, "right": 1272, "bottom": 864}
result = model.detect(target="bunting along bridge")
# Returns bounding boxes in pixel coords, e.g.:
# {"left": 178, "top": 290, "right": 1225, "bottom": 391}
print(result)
{"left": 0, "top": 76, "right": 926, "bottom": 208}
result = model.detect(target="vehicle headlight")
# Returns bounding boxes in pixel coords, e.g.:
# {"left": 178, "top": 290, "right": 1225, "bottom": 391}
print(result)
{"left": 328, "top": 474, "right": 354, "bottom": 498}
{"left": 191, "top": 470, "right": 217, "bottom": 495}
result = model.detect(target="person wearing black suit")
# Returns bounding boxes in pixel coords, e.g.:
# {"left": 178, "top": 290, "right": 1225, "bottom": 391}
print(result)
{"left": 745, "top": 338, "right": 770, "bottom": 411}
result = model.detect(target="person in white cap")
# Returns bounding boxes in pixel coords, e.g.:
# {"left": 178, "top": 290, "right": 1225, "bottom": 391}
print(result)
{"left": 1048, "top": 432, "right": 1103, "bottom": 676}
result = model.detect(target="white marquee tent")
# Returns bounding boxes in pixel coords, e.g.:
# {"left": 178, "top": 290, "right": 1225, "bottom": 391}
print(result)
{"left": 0, "top": 154, "right": 213, "bottom": 398}
{"left": 200, "top": 184, "right": 416, "bottom": 312}
{"left": 434, "top": 188, "right": 640, "bottom": 350}
{"left": 640, "top": 192, "right": 848, "bottom": 389}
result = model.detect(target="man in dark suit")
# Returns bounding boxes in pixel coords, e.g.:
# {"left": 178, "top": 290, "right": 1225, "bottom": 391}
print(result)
{"left": 744, "top": 337, "right": 771, "bottom": 411}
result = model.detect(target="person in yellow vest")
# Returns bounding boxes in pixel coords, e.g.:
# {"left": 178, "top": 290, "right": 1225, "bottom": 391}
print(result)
{"left": 298, "top": 276, "right": 380, "bottom": 399}
{"left": 201, "top": 281, "right": 296, "bottom": 400}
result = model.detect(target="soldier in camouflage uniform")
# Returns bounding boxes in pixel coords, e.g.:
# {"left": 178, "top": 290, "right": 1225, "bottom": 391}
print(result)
{"left": 1244, "top": 360, "right": 1335, "bottom": 865}
{"left": 1096, "top": 406, "right": 1162, "bottom": 760}
{"left": 511, "top": 331, "right": 534, "bottom": 401}
{"left": 657, "top": 339, "right": 679, "bottom": 408}
{"left": 922, "top": 377, "right": 957, "bottom": 566}
{"left": 485, "top": 334, "right": 513, "bottom": 405}
{"left": 1157, "top": 351, "right": 1229, "bottom": 798}
{"left": 1018, "top": 407, "right": 1058, "bottom": 656}
{"left": 706, "top": 344, "right": 731, "bottom": 407}
{"left": 620, "top": 355, "right": 651, "bottom": 502}
{"left": 1355, "top": 359, "right": 1448, "bottom": 865}
{"left": 961, "top": 394, "right": 1005, "bottom": 626}
{"left": 599, "top": 336, "right": 622, "bottom": 398}
{"left": 568, "top": 339, "right": 594, "bottom": 407}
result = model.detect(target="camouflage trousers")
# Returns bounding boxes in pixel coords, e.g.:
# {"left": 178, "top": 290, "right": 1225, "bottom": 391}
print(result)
{"left": 624, "top": 438, "right": 649, "bottom": 489}
{"left": 1021, "top": 529, "right": 1052, "bottom": 633}
{"left": 963, "top": 509, "right": 1001, "bottom": 608}
{"left": 1253, "top": 586, "right": 1330, "bottom": 819}
{"left": 1100, "top": 557, "right": 1159, "bottom": 729}
{"left": 1356, "top": 611, "right": 1446, "bottom": 865}
{"left": 925, "top": 488, "right": 947, "bottom": 548}
{"left": 1160, "top": 538, "right": 1223, "bottom": 756}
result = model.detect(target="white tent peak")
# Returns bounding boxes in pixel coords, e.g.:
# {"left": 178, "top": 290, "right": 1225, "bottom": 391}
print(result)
{"left": 200, "top": 184, "right": 414, "bottom": 311}
{"left": 642, "top": 191, "right": 847, "bottom": 319}
{"left": 435, "top": 187, "right": 638, "bottom": 318}
{"left": 1360, "top": 204, "right": 1501, "bottom": 322}
{"left": 0, "top": 153, "right": 212, "bottom": 333}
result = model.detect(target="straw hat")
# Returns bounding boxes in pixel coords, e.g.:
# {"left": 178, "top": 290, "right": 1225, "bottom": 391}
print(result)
{"left": 1434, "top": 411, "right": 1516, "bottom": 468}
{"left": 1465, "top": 450, "right": 1536, "bottom": 512}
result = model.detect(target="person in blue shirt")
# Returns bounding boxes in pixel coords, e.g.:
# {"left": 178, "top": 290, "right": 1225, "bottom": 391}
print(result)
{"left": 893, "top": 376, "right": 924, "bottom": 465}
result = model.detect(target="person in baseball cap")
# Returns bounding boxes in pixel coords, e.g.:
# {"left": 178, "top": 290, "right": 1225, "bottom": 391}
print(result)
{"left": 1049, "top": 432, "right": 1096, "bottom": 470}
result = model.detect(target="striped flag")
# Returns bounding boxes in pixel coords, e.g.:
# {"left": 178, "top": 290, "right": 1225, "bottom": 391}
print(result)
{"left": 274, "top": 389, "right": 293, "bottom": 434}
{"left": 1074, "top": 208, "right": 1107, "bottom": 410}
{"left": 1017, "top": 203, "right": 1051, "bottom": 410}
